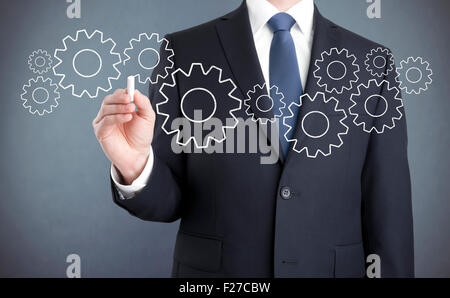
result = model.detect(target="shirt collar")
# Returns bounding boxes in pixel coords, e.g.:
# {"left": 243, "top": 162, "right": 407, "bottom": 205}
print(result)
{"left": 247, "top": 0, "right": 315, "bottom": 37}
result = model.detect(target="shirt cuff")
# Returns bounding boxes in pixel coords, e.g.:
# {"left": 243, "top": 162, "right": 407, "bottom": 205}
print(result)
{"left": 111, "top": 147, "right": 154, "bottom": 200}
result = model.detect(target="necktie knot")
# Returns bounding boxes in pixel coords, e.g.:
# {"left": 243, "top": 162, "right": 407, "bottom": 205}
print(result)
{"left": 268, "top": 13, "right": 296, "bottom": 33}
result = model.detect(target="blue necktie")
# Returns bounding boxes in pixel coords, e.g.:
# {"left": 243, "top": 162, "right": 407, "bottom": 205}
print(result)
{"left": 268, "top": 13, "right": 303, "bottom": 158}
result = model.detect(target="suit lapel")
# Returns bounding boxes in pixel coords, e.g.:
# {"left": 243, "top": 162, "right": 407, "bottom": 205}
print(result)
{"left": 304, "top": 9, "right": 339, "bottom": 96}
{"left": 284, "top": 7, "right": 340, "bottom": 163}
{"left": 215, "top": 3, "right": 341, "bottom": 164}
{"left": 216, "top": 1, "right": 284, "bottom": 162}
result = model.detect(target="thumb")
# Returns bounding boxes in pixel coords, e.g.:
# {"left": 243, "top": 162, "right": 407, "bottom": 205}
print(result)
{"left": 133, "top": 90, "right": 155, "bottom": 121}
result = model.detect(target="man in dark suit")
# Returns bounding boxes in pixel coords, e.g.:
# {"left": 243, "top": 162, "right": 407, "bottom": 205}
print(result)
{"left": 93, "top": 0, "right": 414, "bottom": 277}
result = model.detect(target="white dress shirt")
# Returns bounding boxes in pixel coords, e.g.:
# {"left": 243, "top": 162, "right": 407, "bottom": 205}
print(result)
{"left": 247, "top": 0, "right": 314, "bottom": 91}
{"left": 112, "top": 0, "right": 315, "bottom": 199}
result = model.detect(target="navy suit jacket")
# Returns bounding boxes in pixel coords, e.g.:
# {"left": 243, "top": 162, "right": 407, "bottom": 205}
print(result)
{"left": 112, "top": 2, "right": 414, "bottom": 278}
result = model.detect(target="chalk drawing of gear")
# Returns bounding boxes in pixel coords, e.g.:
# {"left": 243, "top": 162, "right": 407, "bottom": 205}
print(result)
{"left": 365, "top": 47, "right": 395, "bottom": 78}
{"left": 28, "top": 49, "right": 53, "bottom": 74}
{"left": 53, "top": 29, "right": 122, "bottom": 98}
{"left": 157, "top": 63, "right": 242, "bottom": 149}
{"left": 243, "top": 84, "right": 285, "bottom": 124}
{"left": 123, "top": 33, "right": 174, "bottom": 85}
{"left": 21, "top": 76, "right": 60, "bottom": 116}
{"left": 349, "top": 79, "right": 403, "bottom": 134}
{"left": 283, "top": 92, "right": 349, "bottom": 158}
{"left": 313, "top": 48, "right": 360, "bottom": 94}
{"left": 396, "top": 57, "right": 433, "bottom": 95}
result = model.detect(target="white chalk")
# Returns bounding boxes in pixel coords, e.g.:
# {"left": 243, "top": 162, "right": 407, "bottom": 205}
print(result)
{"left": 127, "top": 76, "right": 135, "bottom": 103}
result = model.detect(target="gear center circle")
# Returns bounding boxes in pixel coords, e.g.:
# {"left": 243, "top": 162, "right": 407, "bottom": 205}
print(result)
{"left": 406, "top": 67, "right": 423, "bottom": 84}
{"left": 301, "top": 111, "right": 330, "bottom": 139}
{"left": 138, "top": 48, "right": 161, "bottom": 70}
{"left": 34, "top": 56, "right": 46, "bottom": 68}
{"left": 373, "top": 55, "right": 387, "bottom": 69}
{"left": 364, "top": 95, "right": 388, "bottom": 118}
{"left": 32, "top": 87, "right": 50, "bottom": 104}
{"left": 326, "top": 61, "right": 347, "bottom": 81}
{"left": 255, "top": 95, "right": 274, "bottom": 113}
{"left": 72, "top": 49, "right": 103, "bottom": 78}
{"left": 181, "top": 88, "right": 217, "bottom": 123}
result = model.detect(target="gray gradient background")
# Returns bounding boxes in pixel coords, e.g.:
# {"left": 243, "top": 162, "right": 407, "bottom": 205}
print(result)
{"left": 0, "top": 0, "right": 449, "bottom": 277}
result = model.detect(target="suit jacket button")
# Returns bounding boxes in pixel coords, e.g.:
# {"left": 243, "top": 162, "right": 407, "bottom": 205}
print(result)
{"left": 280, "top": 187, "right": 291, "bottom": 200}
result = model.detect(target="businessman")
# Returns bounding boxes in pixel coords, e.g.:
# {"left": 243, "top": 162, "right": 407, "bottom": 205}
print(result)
{"left": 93, "top": 0, "right": 414, "bottom": 277}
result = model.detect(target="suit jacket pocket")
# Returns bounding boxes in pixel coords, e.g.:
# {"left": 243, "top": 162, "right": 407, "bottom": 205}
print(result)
{"left": 334, "top": 242, "right": 366, "bottom": 278}
{"left": 173, "top": 231, "right": 223, "bottom": 272}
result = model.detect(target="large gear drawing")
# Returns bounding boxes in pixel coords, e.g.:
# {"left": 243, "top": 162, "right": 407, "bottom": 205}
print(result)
{"left": 123, "top": 33, "right": 174, "bottom": 85}
{"left": 396, "top": 57, "right": 433, "bottom": 95}
{"left": 313, "top": 48, "right": 360, "bottom": 94}
{"left": 283, "top": 92, "right": 349, "bottom": 158}
{"left": 349, "top": 79, "right": 403, "bottom": 134}
{"left": 53, "top": 29, "right": 122, "bottom": 98}
{"left": 243, "top": 83, "right": 285, "bottom": 124}
{"left": 157, "top": 63, "right": 242, "bottom": 149}
{"left": 21, "top": 76, "right": 60, "bottom": 116}
{"left": 28, "top": 49, "right": 53, "bottom": 74}
{"left": 365, "top": 47, "right": 395, "bottom": 78}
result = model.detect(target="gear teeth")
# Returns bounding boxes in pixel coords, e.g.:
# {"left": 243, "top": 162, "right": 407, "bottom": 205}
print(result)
{"left": 365, "top": 47, "right": 395, "bottom": 78}
{"left": 103, "top": 39, "right": 115, "bottom": 50}
{"left": 157, "top": 63, "right": 241, "bottom": 148}
{"left": 130, "top": 39, "right": 139, "bottom": 48}
{"left": 190, "top": 63, "right": 206, "bottom": 75}
{"left": 207, "top": 67, "right": 222, "bottom": 79}
{"left": 123, "top": 32, "right": 174, "bottom": 85}
{"left": 159, "top": 82, "right": 171, "bottom": 93}
{"left": 313, "top": 47, "right": 360, "bottom": 94}
{"left": 283, "top": 92, "right": 349, "bottom": 158}
{"left": 86, "top": 30, "right": 104, "bottom": 44}
{"left": 243, "top": 83, "right": 285, "bottom": 124}
{"left": 20, "top": 76, "right": 60, "bottom": 116}
{"left": 396, "top": 56, "right": 433, "bottom": 95}
{"left": 28, "top": 49, "right": 53, "bottom": 74}
{"left": 349, "top": 79, "right": 403, "bottom": 134}
{"left": 53, "top": 29, "right": 122, "bottom": 98}
{"left": 313, "top": 92, "right": 326, "bottom": 102}
{"left": 220, "top": 78, "right": 235, "bottom": 92}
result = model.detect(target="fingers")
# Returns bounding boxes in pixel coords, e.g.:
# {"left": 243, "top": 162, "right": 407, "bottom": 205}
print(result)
{"left": 134, "top": 90, "right": 155, "bottom": 121}
{"left": 93, "top": 89, "right": 154, "bottom": 129}
{"left": 103, "top": 89, "right": 131, "bottom": 105}
{"left": 114, "top": 88, "right": 125, "bottom": 95}
{"left": 94, "top": 89, "right": 134, "bottom": 124}
{"left": 102, "top": 114, "right": 133, "bottom": 126}
{"left": 96, "top": 103, "right": 136, "bottom": 123}
{"left": 94, "top": 114, "right": 133, "bottom": 139}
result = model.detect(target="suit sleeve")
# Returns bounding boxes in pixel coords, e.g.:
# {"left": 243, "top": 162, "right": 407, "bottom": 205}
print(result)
{"left": 361, "top": 52, "right": 415, "bottom": 277}
{"left": 111, "top": 34, "right": 185, "bottom": 223}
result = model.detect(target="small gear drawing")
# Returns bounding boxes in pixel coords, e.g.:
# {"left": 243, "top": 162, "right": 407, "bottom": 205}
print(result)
{"left": 349, "top": 79, "right": 403, "bottom": 134}
{"left": 313, "top": 48, "right": 360, "bottom": 94}
{"left": 123, "top": 33, "right": 174, "bottom": 85}
{"left": 283, "top": 92, "right": 349, "bottom": 158}
{"left": 28, "top": 49, "right": 53, "bottom": 74}
{"left": 396, "top": 57, "right": 433, "bottom": 95}
{"left": 21, "top": 76, "right": 60, "bottom": 116}
{"left": 365, "top": 47, "right": 395, "bottom": 78}
{"left": 243, "top": 84, "right": 285, "bottom": 124}
{"left": 53, "top": 29, "right": 122, "bottom": 98}
{"left": 157, "top": 63, "right": 242, "bottom": 149}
